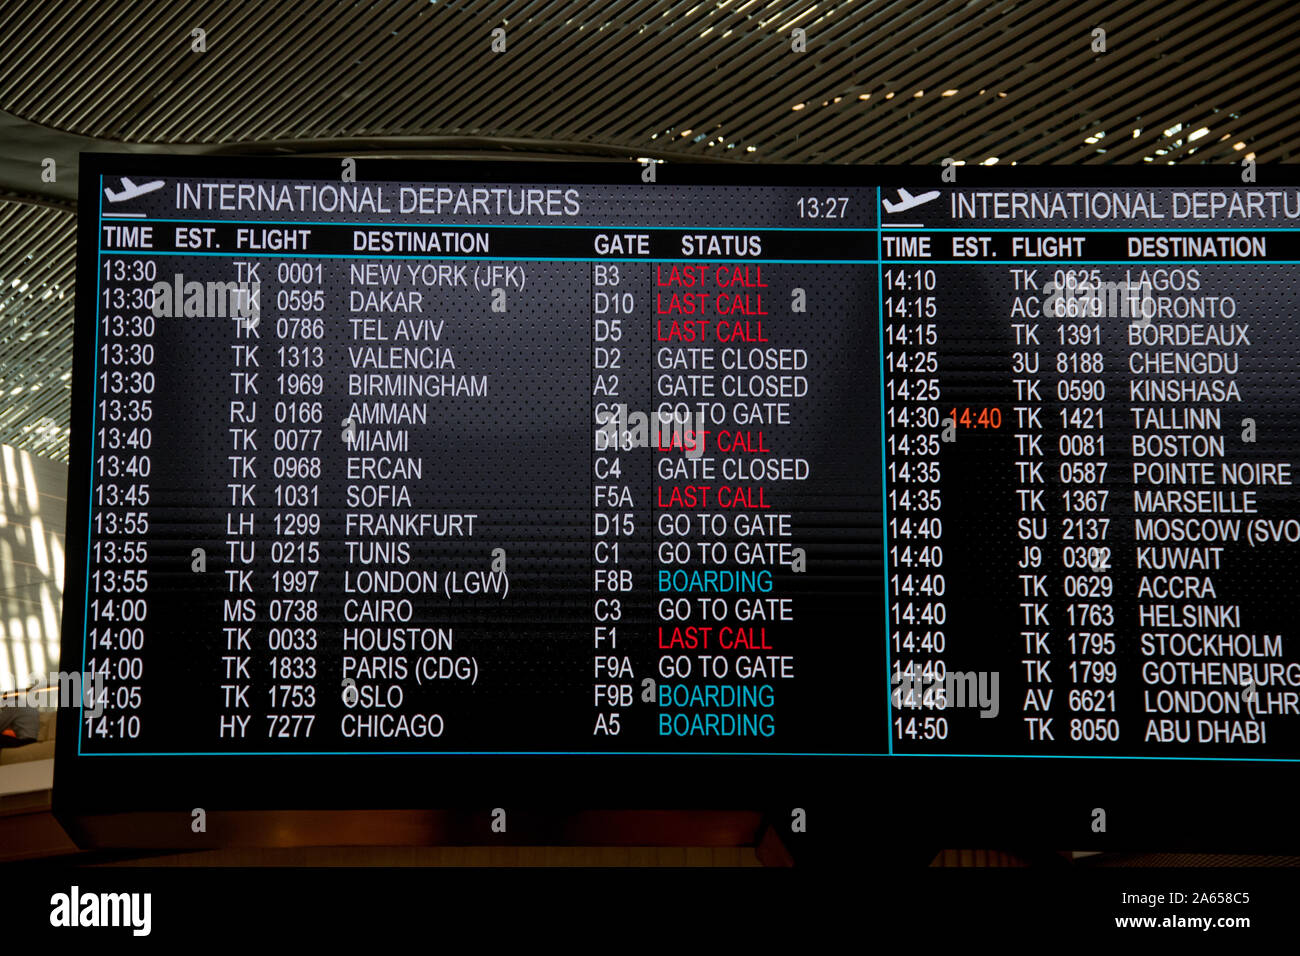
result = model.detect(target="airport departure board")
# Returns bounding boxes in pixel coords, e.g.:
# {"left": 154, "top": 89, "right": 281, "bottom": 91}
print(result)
{"left": 56, "top": 157, "right": 1300, "bottom": 841}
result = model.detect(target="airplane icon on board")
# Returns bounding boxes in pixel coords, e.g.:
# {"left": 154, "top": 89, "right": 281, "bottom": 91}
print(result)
{"left": 104, "top": 177, "right": 165, "bottom": 203}
{"left": 882, "top": 187, "right": 941, "bottom": 214}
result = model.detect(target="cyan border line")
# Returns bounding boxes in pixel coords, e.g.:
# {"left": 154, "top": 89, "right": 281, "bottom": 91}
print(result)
{"left": 72, "top": 750, "right": 1300, "bottom": 761}
{"left": 98, "top": 250, "right": 874, "bottom": 264}
{"left": 877, "top": 187, "right": 893, "bottom": 756}
{"left": 102, "top": 218, "right": 1300, "bottom": 233}
{"left": 108, "top": 218, "right": 877, "bottom": 231}
{"left": 98, "top": 249, "right": 1300, "bottom": 266}
{"left": 82, "top": 203, "right": 1300, "bottom": 765}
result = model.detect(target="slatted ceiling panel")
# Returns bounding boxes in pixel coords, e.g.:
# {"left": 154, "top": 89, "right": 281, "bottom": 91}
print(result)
{"left": 0, "top": 1, "right": 1296, "bottom": 462}
{"left": 0, "top": 192, "right": 75, "bottom": 214}
{"left": 1053, "top": 7, "right": 1295, "bottom": 166}
{"left": 2, "top": 0, "right": 1298, "bottom": 161}
{"left": 764, "top": 0, "right": 1019, "bottom": 161}
{"left": 0, "top": 202, "right": 74, "bottom": 461}
{"left": 864, "top": 0, "right": 1118, "bottom": 165}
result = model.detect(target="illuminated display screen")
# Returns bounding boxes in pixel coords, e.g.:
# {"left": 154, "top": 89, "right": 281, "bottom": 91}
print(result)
{"left": 56, "top": 156, "right": 1300, "bottom": 844}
